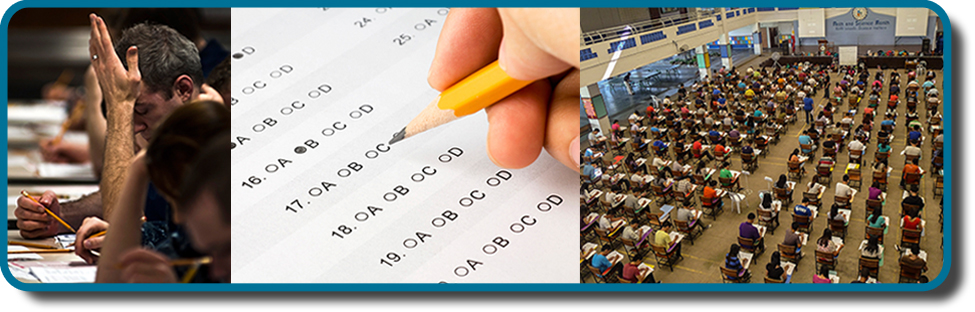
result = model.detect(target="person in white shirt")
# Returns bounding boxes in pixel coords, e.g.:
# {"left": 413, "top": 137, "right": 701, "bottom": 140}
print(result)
{"left": 835, "top": 174, "right": 854, "bottom": 198}
{"left": 848, "top": 138, "right": 865, "bottom": 155}
{"left": 903, "top": 143, "right": 923, "bottom": 158}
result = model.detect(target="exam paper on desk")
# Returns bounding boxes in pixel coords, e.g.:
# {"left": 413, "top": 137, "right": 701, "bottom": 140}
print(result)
{"left": 230, "top": 8, "right": 577, "bottom": 283}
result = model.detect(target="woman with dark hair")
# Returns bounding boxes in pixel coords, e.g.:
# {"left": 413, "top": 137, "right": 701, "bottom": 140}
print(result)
{"left": 867, "top": 206, "right": 887, "bottom": 234}
{"left": 902, "top": 207, "right": 923, "bottom": 231}
{"left": 816, "top": 228, "right": 843, "bottom": 260}
{"left": 813, "top": 263, "right": 833, "bottom": 283}
{"left": 775, "top": 174, "right": 789, "bottom": 190}
{"left": 861, "top": 234, "right": 883, "bottom": 265}
{"left": 724, "top": 244, "right": 748, "bottom": 280}
{"left": 758, "top": 192, "right": 780, "bottom": 227}
{"left": 766, "top": 251, "right": 790, "bottom": 283}
{"left": 827, "top": 203, "right": 848, "bottom": 226}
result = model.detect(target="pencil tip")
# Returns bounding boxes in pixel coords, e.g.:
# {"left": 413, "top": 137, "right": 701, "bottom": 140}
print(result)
{"left": 389, "top": 127, "right": 406, "bottom": 145}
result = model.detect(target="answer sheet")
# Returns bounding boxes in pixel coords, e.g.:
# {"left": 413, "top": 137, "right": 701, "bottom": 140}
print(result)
{"left": 230, "top": 8, "right": 577, "bottom": 283}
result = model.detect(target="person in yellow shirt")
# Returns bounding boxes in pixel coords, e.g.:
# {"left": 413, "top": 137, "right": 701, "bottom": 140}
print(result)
{"left": 654, "top": 221, "right": 682, "bottom": 258}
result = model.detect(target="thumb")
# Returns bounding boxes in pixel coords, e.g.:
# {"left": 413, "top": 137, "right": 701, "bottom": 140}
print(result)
{"left": 126, "top": 46, "right": 140, "bottom": 79}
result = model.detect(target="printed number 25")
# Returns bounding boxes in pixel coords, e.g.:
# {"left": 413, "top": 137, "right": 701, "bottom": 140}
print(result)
{"left": 393, "top": 34, "right": 412, "bottom": 46}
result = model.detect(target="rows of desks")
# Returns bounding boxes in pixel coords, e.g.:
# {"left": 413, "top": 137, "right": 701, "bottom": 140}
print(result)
{"left": 8, "top": 101, "right": 100, "bottom": 283}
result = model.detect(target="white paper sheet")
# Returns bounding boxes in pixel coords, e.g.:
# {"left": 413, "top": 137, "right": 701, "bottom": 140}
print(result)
{"left": 37, "top": 163, "right": 95, "bottom": 179}
{"left": 30, "top": 266, "right": 97, "bottom": 283}
{"left": 7, "top": 246, "right": 43, "bottom": 261}
{"left": 230, "top": 8, "right": 577, "bottom": 283}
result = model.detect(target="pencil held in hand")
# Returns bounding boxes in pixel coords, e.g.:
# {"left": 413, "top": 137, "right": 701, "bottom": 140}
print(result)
{"left": 21, "top": 190, "right": 75, "bottom": 233}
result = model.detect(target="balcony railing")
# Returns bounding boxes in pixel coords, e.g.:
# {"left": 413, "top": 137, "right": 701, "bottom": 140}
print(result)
{"left": 581, "top": 8, "right": 718, "bottom": 46}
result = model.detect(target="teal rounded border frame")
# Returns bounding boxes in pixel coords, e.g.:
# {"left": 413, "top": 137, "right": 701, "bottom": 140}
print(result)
{"left": 0, "top": 0, "right": 952, "bottom": 291}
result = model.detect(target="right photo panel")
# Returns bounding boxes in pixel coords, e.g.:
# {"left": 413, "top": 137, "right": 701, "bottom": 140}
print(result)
{"left": 580, "top": 7, "right": 946, "bottom": 284}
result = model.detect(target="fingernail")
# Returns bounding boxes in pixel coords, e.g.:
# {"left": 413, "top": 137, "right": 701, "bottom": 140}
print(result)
{"left": 570, "top": 135, "right": 580, "bottom": 167}
{"left": 85, "top": 241, "right": 93, "bottom": 248}
{"left": 497, "top": 40, "right": 508, "bottom": 73}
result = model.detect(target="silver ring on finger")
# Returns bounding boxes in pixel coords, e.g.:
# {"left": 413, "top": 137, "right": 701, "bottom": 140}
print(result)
{"left": 92, "top": 54, "right": 98, "bottom": 60}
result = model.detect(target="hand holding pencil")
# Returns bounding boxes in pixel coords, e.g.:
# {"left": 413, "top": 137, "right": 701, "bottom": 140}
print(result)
{"left": 421, "top": 8, "right": 580, "bottom": 171}
{"left": 75, "top": 216, "right": 110, "bottom": 264}
{"left": 14, "top": 190, "right": 67, "bottom": 239}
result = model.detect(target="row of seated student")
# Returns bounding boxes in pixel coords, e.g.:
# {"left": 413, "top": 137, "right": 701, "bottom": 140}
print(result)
{"left": 15, "top": 11, "right": 231, "bottom": 283}
{"left": 584, "top": 60, "right": 938, "bottom": 283}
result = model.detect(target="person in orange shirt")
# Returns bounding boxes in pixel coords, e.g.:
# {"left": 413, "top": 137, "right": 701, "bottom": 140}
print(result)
{"left": 901, "top": 158, "right": 921, "bottom": 188}
{"left": 703, "top": 179, "right": 723, "bottom": 210}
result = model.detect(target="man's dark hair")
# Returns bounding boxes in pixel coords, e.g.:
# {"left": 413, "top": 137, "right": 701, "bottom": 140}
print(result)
{"left": 207, "top": 56, "right": 231, "bottom": 94}
{"left": 747, "top": 212, "right": 756, "bottom": 220}
{"left": 116, "top": 23, "right": 203, "bottom": 99}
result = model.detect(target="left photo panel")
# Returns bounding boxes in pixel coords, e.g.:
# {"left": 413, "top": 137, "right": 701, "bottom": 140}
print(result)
{"left": 6, "top": 8, "right": 230, "bottom": 283}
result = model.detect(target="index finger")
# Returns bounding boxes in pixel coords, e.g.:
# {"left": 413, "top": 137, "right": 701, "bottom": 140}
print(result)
{"left": 427, "top": 8, "right": 502, "bottom": 92}
{"left": 17, "top": 196, "right": 46, "bottom": 213}
{"left": 89, "top": 13, "right": 101, "bottom": 60}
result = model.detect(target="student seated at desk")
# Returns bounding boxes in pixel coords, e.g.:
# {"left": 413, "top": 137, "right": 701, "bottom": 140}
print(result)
{"left": 835, "top": 175, "right": 854, "bottom": 199}
{"left": 899, "top": 245, "right": 928, "bottom": 272}
{"left": 654, "top": 221, "right": 682, "bottom": 257}
{"left": 827, "top": 203, "right": 848, "bottom": 226}
{"left": 691, "top": 139, "right": 714, "bottom": 162}
{"left": 817, "top": 154, "right": 835, "bottom": 170}
{"left": 766, "top": 251, "right": 791, "bottom": 283}
{"left": 794, "top": 198, "right": 814, "bottom": 222}
{"left": 623, "top": 189, "right": 648, "bottom": 212}
{"left": 718, "top": 162, "right": 738, "bottom": 187}
{"left": 851, "top": 267, "right": 875, "bottom": 284}
{"left": 621, "top": 254, "right": 657, "bottom": 283}
{"left": 597, "top": 207, "right": 624, "bottom": 232}
{"left": 740, "top": 140, "right": 755, "bottom": 157}
{"left": 621, "top": 222, "right": 644, "bottom": 251}
{"left": 901, "top": 159, "right": 922, "bottom": 188}
{"left": 903, "top": 142, "right": 923, "bottom": 159}
{"left": 861, "top": 234, "right": 882, "bottom": 263}
{"left": 758, "top": 193, "right": 780, "bottom": 227}
{"left": 902, "top": 209, "right": 923, "bottom": 231}
{"left": 798, "top": 131, "right": 815, "bottom": 154}
{"left": 652, "top": 155, "right": 669, "bottom": 170}
{"left": 739, "top": 213, "right": 764, "bottom": 248}
{"left": 591, "top": 245, "right": 623, "bottom": 278}
{"left": 816, "top": 228, "right": 843, "bottom": 260}
{"left": 775, "top": 174, "right": 792, "bottom": 193}
{"left": 868, "top": 182, "right": 885, "bottom": 202}
{"left": 813, "top": 265, "right": 833, "bottom": 283}
{"left": 676, "top": 203, "right": 708, "bottom": 231}
{"left": 724, "top": 244, "right": 749, "bottom": 280}
{"left": 673, "top": 137, "right": 689, "bottom": 160}
{"left": 867, "top": 206, "right": 887, "bottom": 233}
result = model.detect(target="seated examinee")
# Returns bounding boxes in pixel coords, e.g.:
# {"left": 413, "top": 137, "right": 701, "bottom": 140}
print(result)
{"left": 114, "top": 133, "right": 231, "bottom": 282}
{"left": 621, "top": 222, "right": 643, "bottom": 251}
{"left": 868, "top": 182, "right": 885, "bottom": 202}
{"left": 724, "top": 244, "right": 749, "bottom": 279}
{"left": 654, "top": 221, "right": 682, "bottom": 257}
{"left": 899, "top": 245, "right": 928, "bottom": 272}
{"left": 827, "top": 203, "right": 848, "bottom": 226}
{"left": 901, "top": 159, "right": 923, "bottom": 188}
{"left": 621, "top": 254, "right": 656, "bottom": 283}
{"left": 15, "top": 20, "right": 211, "bottom": 240}
{"left": 739, "top": 213, "right": 764, "bottom": 247}
{"left": 815, "top": 228, "right": 843, "bottom": 260}
{"left": 835, "top": 174, "right": 854, "bottom": 199}
{"left": 766, "top": 251, "right": 790, "bottom": 283}
{"left": 89, "top": 101, "right": 229, "bottom": 282}
{"left": 851, "top": 267, "right": 873, "bottom": 284}
{"left": 798, "top": 131, "right": 814, "bottom": 153}
{"left": 758, "top": 193, "right": 780, "bottom": 227}
{"left": 813, "top": 264, "right": 832, "bottom": 283}
{"left": 902, "top": 209, "right": 923, "bottom": 231}
{"left": 591, "top": 245, "right": 622, "bottom": 277}
{"left": 676, "top": 203, "right": 707, "bottom": 231}
{"left": 861, "top": 234, "right": 882, "bottom": 261}
{"left": 782, "top": 221, "right": 804, "bottom": 254}
{"left": 597, "top": 208, "right": 623, "bottom": 231}
{"left": 703, "top": 180, "right": 723, "bottom": 208}
{"left": 867, "top": 206, "right": 887, "bottom": 231}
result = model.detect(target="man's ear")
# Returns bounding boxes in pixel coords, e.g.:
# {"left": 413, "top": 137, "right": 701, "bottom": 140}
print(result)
{"left": 173, "top": 75, "right": 195, "bottom": 103}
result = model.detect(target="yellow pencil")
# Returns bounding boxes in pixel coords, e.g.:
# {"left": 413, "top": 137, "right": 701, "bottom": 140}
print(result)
{"left": 51, "top": 101, "right": 86, "bottom": 145}
{"left": 7, "top": 241, "right": 59, "bottom": 249}
{"left": 388, "top": 60, "right": 533, "bottom": 144}
{"left": 9, "top": 249, "right": 72, "bottom": 254}
{"left": 20, "top": 190, "right": 76, "bottom": 233}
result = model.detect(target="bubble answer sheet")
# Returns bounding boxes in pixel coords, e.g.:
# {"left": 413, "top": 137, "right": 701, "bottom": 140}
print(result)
{"left": 231, "top": 8, "right": 578, "bottom": 283}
